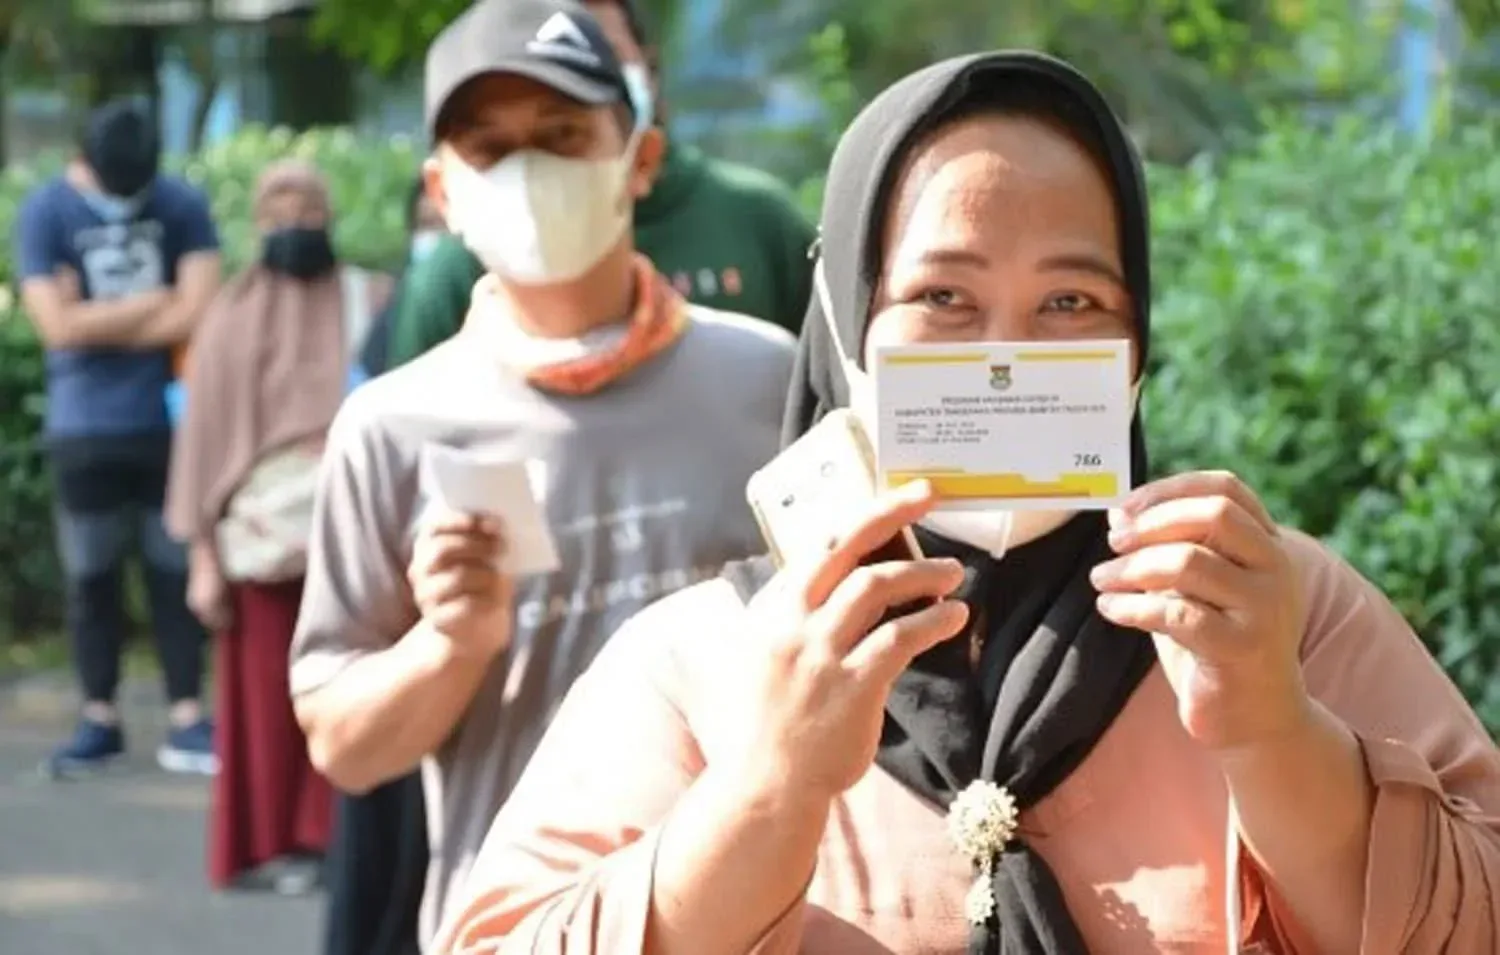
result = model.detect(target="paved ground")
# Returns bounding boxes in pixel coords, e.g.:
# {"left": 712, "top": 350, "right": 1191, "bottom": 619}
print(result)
{"left": 0, "top": 671, "right": 320, "bottom": 954}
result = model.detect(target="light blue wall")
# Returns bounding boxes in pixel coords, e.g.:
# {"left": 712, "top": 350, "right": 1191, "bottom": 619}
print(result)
{"left": 1397, "top": 0, "right": 1439, "bottom": 133}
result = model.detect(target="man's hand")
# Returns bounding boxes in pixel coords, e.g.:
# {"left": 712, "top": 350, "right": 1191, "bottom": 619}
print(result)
{"left": 21, "top": 268, "right": 172, "bottom": 349}
{"left": 55, "top": 267, "right": 81, "bottom": 302}
{"left": 407, "top": 511, "right": 513, "bottom": 659}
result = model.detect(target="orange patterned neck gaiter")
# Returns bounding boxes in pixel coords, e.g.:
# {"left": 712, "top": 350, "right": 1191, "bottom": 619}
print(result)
{"left": 514, "top": 255, "right": 689, "bottom": 396}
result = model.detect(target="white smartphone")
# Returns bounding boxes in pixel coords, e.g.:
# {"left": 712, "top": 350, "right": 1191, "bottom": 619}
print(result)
{"left": 745, "top": 409, "right": 924, "bottom": 570}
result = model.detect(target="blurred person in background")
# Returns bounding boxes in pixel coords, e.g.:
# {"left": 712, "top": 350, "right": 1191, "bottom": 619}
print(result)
{"left": 377, "top": 0, "right": 816, "bottom": 368}
{"left": 360, "top": 178, "right": 448, "bottom": 378}
{"left": 165, "top": 160, "right": 392, "bottom": 893}
{"left": 13, "top": 97, "right": 222, "bottom": 779}
{"left": 290, "top": 0, "right": 795, "bottom": 947}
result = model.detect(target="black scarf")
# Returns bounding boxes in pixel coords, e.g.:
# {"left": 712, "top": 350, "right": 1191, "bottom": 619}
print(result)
{"left": 724, "top": 52, "right": 1158, "bottom": 954}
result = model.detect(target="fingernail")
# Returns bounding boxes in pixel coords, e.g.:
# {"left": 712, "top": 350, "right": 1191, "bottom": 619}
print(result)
{"left": 1107, "top": 508, "right": 1127, "bottom": 529}
{"left": 1095, "top": 593, "right": 1118, "bottom": 614}
{"left": 1089, "top": 562, "right": 1117, "bottom": 587}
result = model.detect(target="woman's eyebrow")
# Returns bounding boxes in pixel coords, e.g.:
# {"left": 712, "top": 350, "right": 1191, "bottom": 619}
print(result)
{"left": 1038, "top": 252, "right": 1126, "bottom": 287}
{"left": 914, "top": 247, "right": 990, "bottom": 269}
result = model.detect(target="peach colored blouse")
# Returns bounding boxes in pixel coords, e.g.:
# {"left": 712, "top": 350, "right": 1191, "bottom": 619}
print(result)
{"left": 438, "top": 531, "right": 1500, "bottom": 953}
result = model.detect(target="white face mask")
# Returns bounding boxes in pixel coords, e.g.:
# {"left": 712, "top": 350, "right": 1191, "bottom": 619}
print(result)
{"left": 813, "top": 259, "right": 1140, "bottom": 560}
{"left": 621, "top": 63, "right": 655, "bottom": 131}
{"left": 440, "top": 132, "right": 639, "bottom": 285}
{"left": 409, "top": 230, "right": 442, "bottom": 263}
{"left": 82, "top": 189, "right": 146, "bottom": 223}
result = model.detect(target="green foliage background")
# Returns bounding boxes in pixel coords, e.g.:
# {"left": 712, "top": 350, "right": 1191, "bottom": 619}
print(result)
{"left": 2, "top": 118, "right": 1498, "bottom": 728}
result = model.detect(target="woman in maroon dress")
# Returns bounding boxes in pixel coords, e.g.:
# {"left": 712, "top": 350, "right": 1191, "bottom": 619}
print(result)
{"left": 165, "top": 160, "right": 391, "bottom": 892}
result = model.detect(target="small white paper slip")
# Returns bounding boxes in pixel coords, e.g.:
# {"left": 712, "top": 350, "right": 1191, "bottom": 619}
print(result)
{"left": 417, "top": 444, "right": 561, "bottom": 577}
{"left": 871, "top": 339, "right": 1133, "bottom": 512}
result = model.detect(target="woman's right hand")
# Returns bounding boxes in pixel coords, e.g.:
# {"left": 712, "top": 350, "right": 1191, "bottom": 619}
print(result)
{"left": 187, "top": 542, "right": 232, "bottom": 632}
{"left": 734, "top": 480, "right": 970, "bottom": 802}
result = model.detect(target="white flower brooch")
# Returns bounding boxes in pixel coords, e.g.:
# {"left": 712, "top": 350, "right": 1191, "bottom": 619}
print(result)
{"left": 946, "top": 780, "right": 1020, "bottom": 926}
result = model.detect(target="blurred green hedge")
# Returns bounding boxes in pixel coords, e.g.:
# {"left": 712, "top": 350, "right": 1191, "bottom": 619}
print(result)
{"left": 1146, "top": 116, "right": 1500, "bottom": 729}
{"left": 2, "top": 120, "right": 1498, "bottom": 730}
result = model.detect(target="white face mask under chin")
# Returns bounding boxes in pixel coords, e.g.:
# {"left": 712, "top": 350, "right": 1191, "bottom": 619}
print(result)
{"left": 442, "top": 141, "right": 637, "bottom": 284}
{"left": 813, "top": 258, "right": 1138, "bottom": 561}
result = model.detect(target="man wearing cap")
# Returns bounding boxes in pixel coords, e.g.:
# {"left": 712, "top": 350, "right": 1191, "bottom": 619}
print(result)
{"left": 288, "top": 0, "right": 795, "bottom": 945}
{"left": 377, "top": 0, "right": 815, "bottom": 371}
{"left": 14, "top": 98, "right": 222, "bottom": 779}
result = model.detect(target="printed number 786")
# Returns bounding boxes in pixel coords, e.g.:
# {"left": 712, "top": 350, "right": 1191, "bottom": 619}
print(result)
{"left": 1074, "top": 453, "right": 1103, "bottom": 467}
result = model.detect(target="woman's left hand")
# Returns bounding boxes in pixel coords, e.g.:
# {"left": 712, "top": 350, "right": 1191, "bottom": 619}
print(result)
{"left": 1089, "top": 470, "right": 1310, "bottom": 753}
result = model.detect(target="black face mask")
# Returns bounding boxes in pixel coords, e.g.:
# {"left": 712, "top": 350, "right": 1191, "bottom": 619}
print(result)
{"left": 261, "top": 227, "right": 337, "bottom": 280}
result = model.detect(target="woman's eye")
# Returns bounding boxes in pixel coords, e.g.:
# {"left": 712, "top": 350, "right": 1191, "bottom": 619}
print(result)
{"left": 1042, "top": 292, "right": 1099, "bottom": 314}
{"left": 917, "top": 287, "right": 965, "bottom": 309}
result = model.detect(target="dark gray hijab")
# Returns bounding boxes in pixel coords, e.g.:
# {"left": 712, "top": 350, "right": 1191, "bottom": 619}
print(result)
{"left": 725, "top": 51, "right": 1157, "bottom": 954}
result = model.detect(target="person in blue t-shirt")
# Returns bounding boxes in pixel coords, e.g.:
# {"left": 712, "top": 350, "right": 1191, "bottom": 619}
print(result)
{"left": 14, "top": 99, "right": 223, "bottom": 778}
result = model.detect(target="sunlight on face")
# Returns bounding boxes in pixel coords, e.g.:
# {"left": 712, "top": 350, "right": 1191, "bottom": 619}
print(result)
{"left": 438, "top": 73, "right": 627, "bottom": 172}
{"left": 865, "top": 112, "right": 1136, "bottom": 373}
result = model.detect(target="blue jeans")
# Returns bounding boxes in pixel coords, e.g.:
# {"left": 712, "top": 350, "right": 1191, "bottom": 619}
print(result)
{"left": 49, "top": 432, "right": 205, "bottom": 705}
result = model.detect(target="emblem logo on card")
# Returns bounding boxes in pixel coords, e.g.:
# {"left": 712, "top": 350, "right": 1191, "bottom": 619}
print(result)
{"left": 988, "top": 365, "right": 1013, "bottom": 392}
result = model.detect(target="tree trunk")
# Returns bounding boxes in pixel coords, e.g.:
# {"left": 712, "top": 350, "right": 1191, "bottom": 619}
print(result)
{"left": 265, "top": 12, "right": 355, "bottom": 130}
{"left": 189, "top": 77, "right": 219, "bottom": 150}
{"left": 179, "top": 0, "right": 219, "bottom": 149}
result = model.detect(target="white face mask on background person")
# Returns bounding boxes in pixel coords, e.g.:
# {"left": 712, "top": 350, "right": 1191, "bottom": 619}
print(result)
{"left": 813, "top": 259, "right": 1141, "bottom": 560}
{"left": 409, "top": 229, "right": 443, "bottom": 263}
{"left": 440, "top": 130, "right": 640, "bottom": 285}
{"left": 621, "top": 63, "right": 655, "bottom": 131}
{"left": 82, "top": 188, "right": 147, "bottom": 223}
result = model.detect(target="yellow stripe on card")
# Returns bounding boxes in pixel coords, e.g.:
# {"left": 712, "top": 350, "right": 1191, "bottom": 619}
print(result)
{"left": 1014, "top": 350, "right": 1119, "bottom": 362}
{"left": 880, "top": 353, "right": 988, "bottom": 365}
{"left": 886, "top": 470, "right": 1119, "bottom": 499}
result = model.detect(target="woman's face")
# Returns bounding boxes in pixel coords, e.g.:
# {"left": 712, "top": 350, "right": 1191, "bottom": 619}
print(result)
{"left": 257, "top": 186, "right": 329, "bottom": 234}
{"left": 865, "top": 111, "right": 1136, "bottom": 372}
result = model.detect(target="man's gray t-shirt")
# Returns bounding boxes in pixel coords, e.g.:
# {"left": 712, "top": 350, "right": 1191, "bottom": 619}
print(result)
{"left": 289, "top": 304, "right": 794, "bottom": 946}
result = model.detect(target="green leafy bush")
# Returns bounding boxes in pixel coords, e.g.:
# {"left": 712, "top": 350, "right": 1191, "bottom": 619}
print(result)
{"left": 1147, "top": 116, "right": 1500, "bottom": 729}
{"left": 0, "top": 126, "right": 421, "bottom": 640}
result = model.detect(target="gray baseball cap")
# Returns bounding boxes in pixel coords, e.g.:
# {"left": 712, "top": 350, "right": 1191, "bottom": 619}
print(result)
{"left": 425, "top": 0, "right": 631, "bottom": 140}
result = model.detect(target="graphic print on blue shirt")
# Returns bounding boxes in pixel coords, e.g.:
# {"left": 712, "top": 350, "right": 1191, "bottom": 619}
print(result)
{"left": 12, "top": 175, "right": 219, "bottom": 438}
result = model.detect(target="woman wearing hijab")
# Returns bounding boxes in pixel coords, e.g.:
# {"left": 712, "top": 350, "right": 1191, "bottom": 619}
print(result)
{"left": 434, "top": 52, "right": 1500, "bottom": 954}
{"left": 166, "top": 160, "right": 393, "bottom": 893}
